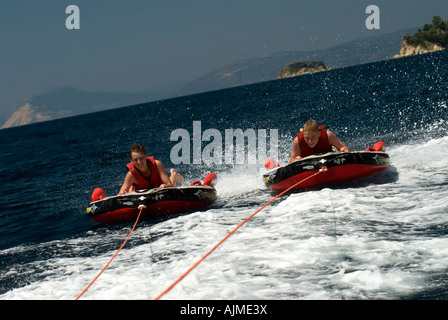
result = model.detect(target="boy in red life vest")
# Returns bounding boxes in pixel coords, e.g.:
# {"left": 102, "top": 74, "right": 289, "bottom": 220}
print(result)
{"left": 118, "top": 144, "right": 184, "bottom": 194}
{"left": 289, "top": 120, "right": 350, "bottom": 163}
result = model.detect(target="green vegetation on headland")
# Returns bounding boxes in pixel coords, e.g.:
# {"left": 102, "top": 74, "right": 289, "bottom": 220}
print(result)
{"left": 277, "top": 61, "right": 331, "bottom": 79}
{"left": 285, "top": 61, "right": 326, "bottom": 73}
{"left": 404, "top": 16, "right": 448, "bottom": 48}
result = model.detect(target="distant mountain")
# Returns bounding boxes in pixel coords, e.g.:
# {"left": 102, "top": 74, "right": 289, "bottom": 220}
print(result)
{"left": 179, "top": 28, "right": 416, "bottom": 95}
{"left": 2, "top": 28, "right": 417, "bottom": 129}
{"left": 1, "top": 87, "right": 155, "bottom": 129}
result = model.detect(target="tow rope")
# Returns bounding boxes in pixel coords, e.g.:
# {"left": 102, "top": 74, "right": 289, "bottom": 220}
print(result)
{"left": 154, "top": 167, "right": 327, "bottom": 300}
{"left": 75, "top": 204, "right": 147, "bottom": 300}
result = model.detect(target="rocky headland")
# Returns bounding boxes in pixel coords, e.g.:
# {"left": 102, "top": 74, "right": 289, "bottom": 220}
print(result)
{"left": 394, "top": 15, "right": 448, "bottom": 58}
{"left": 278, "top": 61, "right": 331, "bottom": 79}
{"left": 1, "top": 103, "right": 53, "bottom": 129}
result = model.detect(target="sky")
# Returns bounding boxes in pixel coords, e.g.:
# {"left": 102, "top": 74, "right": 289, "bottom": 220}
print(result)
{"left": 1, "top": 0, "right": 448, "bottom": 121}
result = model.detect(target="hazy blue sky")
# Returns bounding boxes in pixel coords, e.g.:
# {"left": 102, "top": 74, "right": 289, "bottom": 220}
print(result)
{"left": 1, "top": 0, "right": 448, "bottom": 120}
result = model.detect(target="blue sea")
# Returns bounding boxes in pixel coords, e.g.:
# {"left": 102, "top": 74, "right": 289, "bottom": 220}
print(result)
{"left": 1, "top": 51, "right": 447, "bottom": 301}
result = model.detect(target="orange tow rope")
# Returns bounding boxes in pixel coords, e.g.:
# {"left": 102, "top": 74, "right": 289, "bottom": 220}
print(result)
{"left": 75, "top": 204, "right": 146, "bottom": 300}
{"left": 154, "top": 167, "right": 327, "bottom": 300}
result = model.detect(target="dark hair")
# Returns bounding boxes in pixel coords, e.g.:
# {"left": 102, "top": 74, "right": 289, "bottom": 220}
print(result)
{"left": 129, "top": 143, "right": 147, "bottom": 158}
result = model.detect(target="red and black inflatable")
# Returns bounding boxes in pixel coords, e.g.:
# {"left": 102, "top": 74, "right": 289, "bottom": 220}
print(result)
{"left": 87, "top": 173, "right": 218, "bottom": 223}
{"left": 263, "top": 144, "right": 390, "bottom": 191}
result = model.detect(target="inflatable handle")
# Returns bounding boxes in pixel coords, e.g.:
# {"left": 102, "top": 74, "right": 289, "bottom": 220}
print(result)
{"left": 203, "top": 173, "right": 217, "bottom": 187}
{"left": 190, "top": 173, "right": 217, "bottom": 187}
{"left": 265, "top": 158, "right": 280, "bottom": 170}
{"left": 366, "top": 141, "right": 386, "bottom": 152}
{"left": 91, "top": 188, "right": 106, "bottom": 201}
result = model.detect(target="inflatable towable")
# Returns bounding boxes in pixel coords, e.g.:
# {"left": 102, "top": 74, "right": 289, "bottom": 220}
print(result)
{"left": 87, "top": 173, "right": 217, "bottom": 223}
{"left": 263, "top": 142, "right": 390, "bottom": 191}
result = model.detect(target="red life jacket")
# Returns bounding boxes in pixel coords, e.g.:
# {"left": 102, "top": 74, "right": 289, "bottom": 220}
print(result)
{"left": 126, "top": 156, "right": 163, "bottom": 190}
{"left": 297, "top": 125, "right": 331, "bottom": 157}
